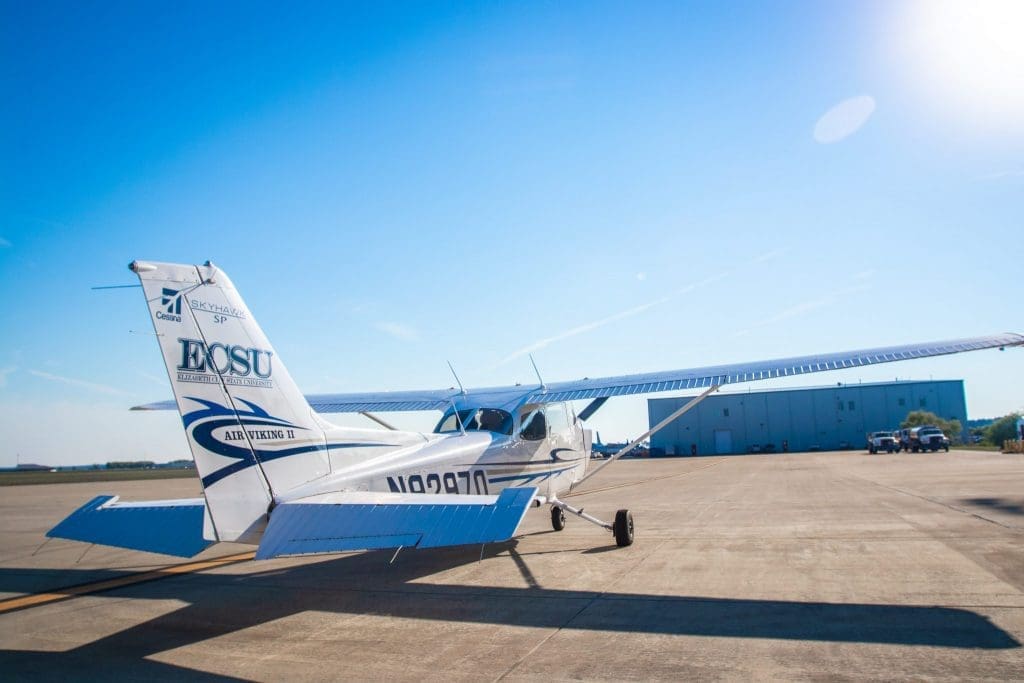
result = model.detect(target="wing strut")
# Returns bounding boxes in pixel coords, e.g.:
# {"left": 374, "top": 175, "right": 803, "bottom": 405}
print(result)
{"left": 578, "top": 396, "right": 609, "bottom": 422}
{"left": 360, "top": 411, "right": 398, "bottom": 430}
{"left": 573, "top": 383, "right": 720, "bottom": 488}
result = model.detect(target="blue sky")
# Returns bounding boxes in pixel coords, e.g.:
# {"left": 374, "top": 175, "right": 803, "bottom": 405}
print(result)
{"left": 2, "top": 1, "right": 1022, "bottom": 465}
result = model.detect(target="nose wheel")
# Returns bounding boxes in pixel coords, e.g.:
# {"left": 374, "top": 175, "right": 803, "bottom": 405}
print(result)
{"left": 551, "top": 505, "right": 566, "bottom": 531}
{"left": 549, "top": 499, "right": 635, "bottom": 547}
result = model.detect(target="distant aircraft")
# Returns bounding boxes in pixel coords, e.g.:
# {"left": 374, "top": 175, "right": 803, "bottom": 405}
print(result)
{"left": 591, "top": 433, "right": 637, "bottom": 458}
{"left": 48, "top": 261, "right": 1023, "bottom": 559}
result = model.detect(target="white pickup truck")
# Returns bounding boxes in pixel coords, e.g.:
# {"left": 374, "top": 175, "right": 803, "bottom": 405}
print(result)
{"left": 866, "top": 431, "right": 897, "bottom": 454}
{"left": 907, "top": 426, "right": 951, "bottom": 452}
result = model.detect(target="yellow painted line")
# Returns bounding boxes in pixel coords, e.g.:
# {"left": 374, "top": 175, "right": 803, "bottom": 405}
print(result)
{"left": 0, "top": 550, "right": 255, "bottom": 615}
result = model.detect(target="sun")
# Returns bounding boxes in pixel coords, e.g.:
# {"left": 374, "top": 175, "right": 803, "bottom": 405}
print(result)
{"left": 894, "top": 0, "right": 1024, "bottom": 134}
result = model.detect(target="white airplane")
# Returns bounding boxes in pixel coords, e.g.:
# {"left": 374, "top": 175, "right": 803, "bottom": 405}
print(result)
{"left": 48, "top": 260, "right": 1023, "bottom": 560}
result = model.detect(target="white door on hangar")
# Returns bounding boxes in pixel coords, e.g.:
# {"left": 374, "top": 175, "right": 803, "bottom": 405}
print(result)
{"left": 714, "top": 429, "right": 732, "bottom": 454}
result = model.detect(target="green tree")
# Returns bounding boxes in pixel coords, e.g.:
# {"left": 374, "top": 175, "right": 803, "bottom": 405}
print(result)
{"left": 900, "top": 410, "right": 963, "bottom": 442}
{"left": 982, "top": 413, "right": 1022, "bottom": 446}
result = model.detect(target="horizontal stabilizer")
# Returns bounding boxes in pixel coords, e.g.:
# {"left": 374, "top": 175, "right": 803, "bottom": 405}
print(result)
{"left": 256, "top": 487, "right": 537, "bottom": 560}
{"left": 47, "top": 496, "right": 215, "bottom": 558}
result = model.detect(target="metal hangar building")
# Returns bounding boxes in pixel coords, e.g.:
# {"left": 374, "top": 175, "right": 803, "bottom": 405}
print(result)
{"left": 647, "top": 379, "right": 967, "bottom": 455}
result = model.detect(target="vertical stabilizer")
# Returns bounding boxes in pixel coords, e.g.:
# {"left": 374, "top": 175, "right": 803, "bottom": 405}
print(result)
{"left": 131, "top": 260, "right": 332, "bottom": 542}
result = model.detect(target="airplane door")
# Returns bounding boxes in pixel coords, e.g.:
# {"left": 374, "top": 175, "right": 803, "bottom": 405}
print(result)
{"left": 545, "top": 402, "right": 573, "bottom": 456}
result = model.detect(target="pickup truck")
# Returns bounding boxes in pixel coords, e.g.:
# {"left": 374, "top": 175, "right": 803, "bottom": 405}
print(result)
{"left": 900, "top": 426, "right": 951, "bottom": 452}
{"left": 866, "top": 431, "right": 897, "bottom": 454}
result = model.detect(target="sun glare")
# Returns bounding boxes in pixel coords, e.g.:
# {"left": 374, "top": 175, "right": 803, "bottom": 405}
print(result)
{"left": 896, "top": 0, "right": 1024, "bottom": 135}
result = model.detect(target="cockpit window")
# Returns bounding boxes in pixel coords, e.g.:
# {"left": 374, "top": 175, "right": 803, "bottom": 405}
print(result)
{"left": 519, "top": 408, "right": 547, "bottom": 441}
{"left": 434, "top": 408, "right": 513, "bottom": 435}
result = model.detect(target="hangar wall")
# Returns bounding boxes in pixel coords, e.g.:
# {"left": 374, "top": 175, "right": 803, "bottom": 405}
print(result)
{"left": 647, "top": 380, "right": 966, "bottom": 455}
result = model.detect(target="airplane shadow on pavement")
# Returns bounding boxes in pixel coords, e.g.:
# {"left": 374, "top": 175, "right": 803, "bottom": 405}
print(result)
{"left": 0, "top": 541, "right": 1019, "bottom": 681}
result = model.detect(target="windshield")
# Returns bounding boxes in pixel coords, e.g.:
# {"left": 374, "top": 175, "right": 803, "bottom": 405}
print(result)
{"left": 919, "top": 428, "right": 942, "bottom": 436}
{"left": 434, "top": 408, "right": 513, "bottom": 435}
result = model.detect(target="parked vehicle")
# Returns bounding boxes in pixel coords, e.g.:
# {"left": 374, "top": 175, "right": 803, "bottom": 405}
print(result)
{"left": 866, "top": 431, "right": 897, "bottom": 454}
{"left": 900, "top": 425, "right": 951, "bottom": 452}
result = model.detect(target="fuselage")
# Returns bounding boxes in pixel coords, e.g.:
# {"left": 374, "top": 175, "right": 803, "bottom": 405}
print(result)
{"left": 280, "top": 400, "right": 589, "bottom": 504}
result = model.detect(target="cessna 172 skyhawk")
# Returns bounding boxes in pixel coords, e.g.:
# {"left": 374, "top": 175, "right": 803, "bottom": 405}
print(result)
{"left": 48, "top": 261, "right": 1023, "bottom": 560}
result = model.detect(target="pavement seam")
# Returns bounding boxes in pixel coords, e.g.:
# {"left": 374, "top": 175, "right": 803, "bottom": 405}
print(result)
{"left": 491, "top": 538, "right": 669, "bottom": 683}
{"left": 567, "top": 457, "right": 726, "bottom": 498}
{"left": 845, "top": 472, "right": 1022, "bottom": 533}
{"left": 840, "top": 469, "right": 1024, "bottom": 596}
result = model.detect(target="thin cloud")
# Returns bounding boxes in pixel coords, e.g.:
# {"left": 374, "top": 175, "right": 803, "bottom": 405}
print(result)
{"left": 750, "top": 247, "right": 790, "bottom": 264}
{"left": 635, "top": 272, "right": 647, "bottom": 281}
{"left": 375, "top": 321, "right": 420, "bottom": 342}
{"left": 0, "top": 366, "right": 16, "bottom": 388}
{"left": 496, "top": 271, "right": 731, "bottom": 367}
{"left": 761, "top": 297, "right": 833, "bottom": 326}
{"left": 138, "top": 370, "right": 168, "bottom": 386}
{"left": 496, "top": 251, "right": 785, "bottom": 367}
{"left": 28, "top": 370, "right": 132, "bottom": 396}
{"left": 733, "top": 282, "right": 871, "bottom": 337}
{"left": 0, "top": 237, "right": 10, "bottom": 248}
{"left": 976, "top": 169, "right": 1024, "bottom": 181}
{"left": 496, "top": 297, "right": 670, "bottom": 367}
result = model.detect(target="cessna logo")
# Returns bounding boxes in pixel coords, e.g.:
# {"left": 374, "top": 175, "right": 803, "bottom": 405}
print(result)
{"left": 156, "top": 288, "right": 183, "bottom": 322}
{"left": 176, "top": 337, "right": 273, "bottom": 388}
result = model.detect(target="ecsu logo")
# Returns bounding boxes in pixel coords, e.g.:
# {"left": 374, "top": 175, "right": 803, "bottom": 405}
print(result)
{"left": 175, "top": 337, "right": 274, "bottom": 388}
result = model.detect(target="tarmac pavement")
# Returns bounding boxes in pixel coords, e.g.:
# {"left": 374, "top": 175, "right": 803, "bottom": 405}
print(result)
{"left": 1, "top": 450, "right": 1022, "bottom": 681}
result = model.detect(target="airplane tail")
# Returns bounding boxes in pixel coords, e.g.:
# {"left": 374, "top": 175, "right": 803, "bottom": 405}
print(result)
{"left": 128, "top": 260, "right": 405, "bottom": 543}
{"left": 47, "top": 260, "right": 526, "bottom": 557}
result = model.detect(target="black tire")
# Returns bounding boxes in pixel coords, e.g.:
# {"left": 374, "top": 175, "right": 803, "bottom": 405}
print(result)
{"left": 551, "top": 506, "right": 565, "bottom": 531}
{"left": 613, "top": 509, "right": 634, "bottom": 547}
{"left": 944, "top": 445, "right": 950, "bottom": 452}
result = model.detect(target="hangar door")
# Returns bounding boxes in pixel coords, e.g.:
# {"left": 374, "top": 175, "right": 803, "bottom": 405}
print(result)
{"left": 714, "top": 430, "right": 732, "bottom": 455}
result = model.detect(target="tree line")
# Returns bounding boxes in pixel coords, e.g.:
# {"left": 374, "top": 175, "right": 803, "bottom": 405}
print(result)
{"left": 900, "top": 410, "right": 1021, "bottom": 446}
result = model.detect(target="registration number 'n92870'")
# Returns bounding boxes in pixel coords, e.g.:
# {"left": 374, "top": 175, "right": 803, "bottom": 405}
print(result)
{"left": 387, "top": 470, "right": 490, "bottom": 495}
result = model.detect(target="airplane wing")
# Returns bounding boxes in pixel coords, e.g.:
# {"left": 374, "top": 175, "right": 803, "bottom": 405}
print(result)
{"left": 47, "top": 495, "right": 216, "bottom": 557}
{"left": 132, "top": 333, "right": 1024, "bottom": 413}
{"left": 255, "top": 487, "right": 537, "bottom": 559}
{"left": 527, "top": 332, "right": 1024, "bottom": 403}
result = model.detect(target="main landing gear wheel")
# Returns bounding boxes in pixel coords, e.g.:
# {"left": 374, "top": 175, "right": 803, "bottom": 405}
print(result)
{"left": 613, "top": 509, "right": 634, "bottom": 547}
{"left": 551, "top": 506, "right": 566, "bottom": 531}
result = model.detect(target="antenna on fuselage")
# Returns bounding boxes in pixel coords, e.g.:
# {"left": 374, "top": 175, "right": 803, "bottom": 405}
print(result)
{"left": 447, "top": 361, "right": 467, "bottom": 396}
{"left": 529, "top": 354, "right": 547, "bottom": 393}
